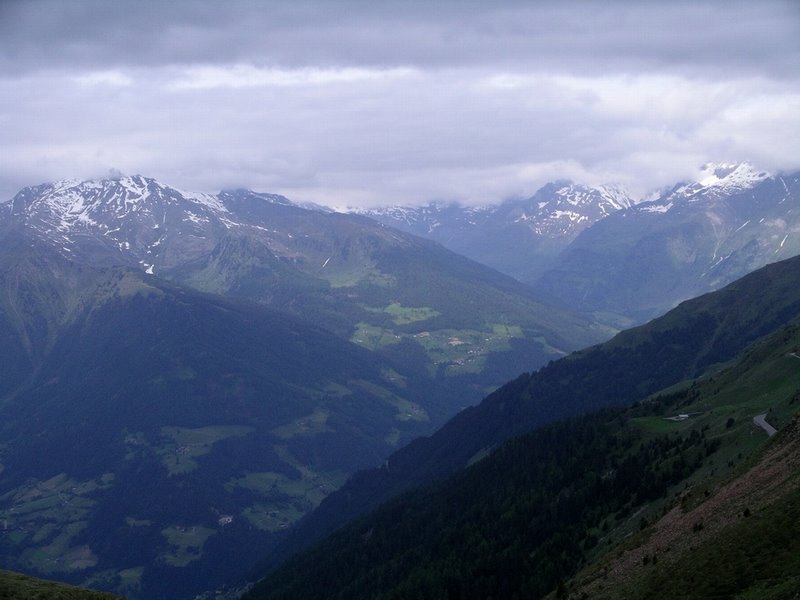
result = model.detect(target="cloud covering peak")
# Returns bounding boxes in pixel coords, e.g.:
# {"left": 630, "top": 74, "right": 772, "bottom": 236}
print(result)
{"left": 1, "top": 0, "right": 799, "bottom": 206}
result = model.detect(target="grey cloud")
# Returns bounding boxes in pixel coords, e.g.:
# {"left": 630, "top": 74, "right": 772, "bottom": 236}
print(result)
{"left": 1, "top": 1, "right": 799, "bottom": 206}
{"left": 1, "top": 0, "right": 798, "bottom": 78}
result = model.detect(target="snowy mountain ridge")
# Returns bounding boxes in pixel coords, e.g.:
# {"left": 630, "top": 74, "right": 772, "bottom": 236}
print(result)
{"left": 517, "top": 181, "right": 634, "bottom": 236}
{"left": 347, "top": 180, "right": 637, "bottom": 283}
{"left": 354, "top": 180, "right": 634, "bottom": 241}
{"left": 3, "top": 175, "right": 298, "bottom": 273}
{"left": 668, "top": 162, "right": 768, "bottom": 203}
{"left": 535, "top": 165, "right": 800, "bottom": 325}
{"left": 1, "top": 163, "right": 784, "bottom": 286}
{"left": 550, "top": 182, "right": 633, "bottom": 212}
{"left": 626, "top": 162, "right": 771, "bottom": 216}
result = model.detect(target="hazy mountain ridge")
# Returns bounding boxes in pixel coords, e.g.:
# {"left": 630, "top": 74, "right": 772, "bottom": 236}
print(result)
{"left": 355, "top": 180, "right": 634, "bottom": 282}
{"left": 352, "top": 162, "right": 797, "bottom": 303}
{"left": 356, "top": 180, "right": 633, "bottom": 239}
{"left": 3, "top": 175, "right": 604, "bottom": 402}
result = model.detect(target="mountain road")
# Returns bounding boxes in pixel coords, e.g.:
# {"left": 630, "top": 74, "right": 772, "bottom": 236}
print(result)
{"left": 753, "top": 413, "right": 778, "bottom": 437}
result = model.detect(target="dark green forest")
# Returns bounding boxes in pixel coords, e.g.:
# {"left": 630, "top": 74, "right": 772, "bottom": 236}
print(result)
{"left": 249, "top": 404, "right": 721, "bottom": 599}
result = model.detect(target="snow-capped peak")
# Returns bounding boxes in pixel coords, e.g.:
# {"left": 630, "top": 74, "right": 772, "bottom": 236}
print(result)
{"left": 595, "top": 183, "right": 635, "bottom": 211}
{"left": 633, "top": 162, "right": 772, "bottom": 215}
{"left": 670, "top": 162, "right": 770, "bottom": 201}
{"left": 353, "top": 180, "right": 634, "bottom": 240}
{"left": 528, "top": 181, "right": 633, "bottom": 220}
{"left": 5, "top": 175, "right": 326, "bottom": 274}
{"left": 5, "top": 175, "right": 246, "bottom": 274}
{"left": 697, "top": 162, "right": 769, "bottom": 188}
{"left": 16, "top": 175, "right": 230, "bottom": 226}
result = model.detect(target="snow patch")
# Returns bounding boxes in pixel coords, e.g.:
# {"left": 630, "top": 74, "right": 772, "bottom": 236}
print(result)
{"left": 179, "top": 188, "right": 229, "bottom": 213}
{"left": 184, "top": 212, "right": 208, "bottom": 225}
{"left": 639, "top": 202, "right": 673, "bottom": 213}
{"left": 551, "top": 210, "right": 586, "bottom": 222}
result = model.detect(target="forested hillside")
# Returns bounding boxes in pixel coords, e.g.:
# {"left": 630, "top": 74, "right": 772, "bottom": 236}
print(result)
{"left": 248, "top": 254, "right": 800, "bottom": 578}
{"left": 246, "top": 314, "right": 800, "bottom": 599}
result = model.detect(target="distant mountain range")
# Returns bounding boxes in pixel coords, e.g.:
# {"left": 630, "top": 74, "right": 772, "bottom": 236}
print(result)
{"left": 537, "top": 163, "right": 800, "bottom": 325}
{"left": 358, "top": 163, "right": 800, "bottom": 326}
{"left": 0, "top": 175, "right": 604, "bottom": 599}
{"left": 356, "top": 180, "right": 634, "bottom": 282}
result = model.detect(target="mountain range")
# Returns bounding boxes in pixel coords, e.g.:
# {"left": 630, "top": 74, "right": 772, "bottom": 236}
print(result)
{"left": 0, "top": 175, "right": 604, "bottom": 599}
{"left": 537, "top": 163, "right": 800, "bottom": 325}
{"left": 357, "top": 180, "right": 633, "bottom": 283}
{"left": 3, "top": 175, "right": 602, "bottom": 380}
{"left": 2, "top": 166, "right": 799, "bottom": 599}
{"left": 359, "top": 163, "right": 800, "bottom": 327}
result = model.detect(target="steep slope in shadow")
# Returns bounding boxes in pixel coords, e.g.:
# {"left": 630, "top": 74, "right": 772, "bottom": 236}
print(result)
{"left": 249, "top": 253, "right": 800, "bottom": 580}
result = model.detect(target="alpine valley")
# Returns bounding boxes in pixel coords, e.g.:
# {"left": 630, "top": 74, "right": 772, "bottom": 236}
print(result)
{"left": 246, "top": 249, "right": 800, "bottom": 600}
{"left": 0, "top": 176, "right": 604, "bottom": 599}
{"left": 2, "top": 166, "right": 800, "bottom": 600}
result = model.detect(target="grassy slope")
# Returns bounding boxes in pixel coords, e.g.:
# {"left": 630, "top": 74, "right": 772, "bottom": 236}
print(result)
{"left": 566, "top": 331, "right": 800, "bottom": 599}
{"left": 0, "top": 569, "right": 121, "bottom": 600}
{"left": 568, "top": 421, "right": 800, "bottom": 599}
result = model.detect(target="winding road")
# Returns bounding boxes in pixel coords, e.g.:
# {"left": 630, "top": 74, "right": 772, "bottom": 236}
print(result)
{"left": 753, "top": 413, "right": 777, "bottom": 437}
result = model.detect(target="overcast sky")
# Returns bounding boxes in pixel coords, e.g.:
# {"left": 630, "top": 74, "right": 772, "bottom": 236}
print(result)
{"left": 1, "top": 0, "right": 799, "bottom": 207}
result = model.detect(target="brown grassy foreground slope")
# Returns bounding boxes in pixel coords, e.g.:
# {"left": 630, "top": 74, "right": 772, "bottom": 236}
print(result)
{"left": 0, "top": 569, "right": 122, "bottom": 600}
{"left": 567, "top": 414, "right": 800, "bottom": 599}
